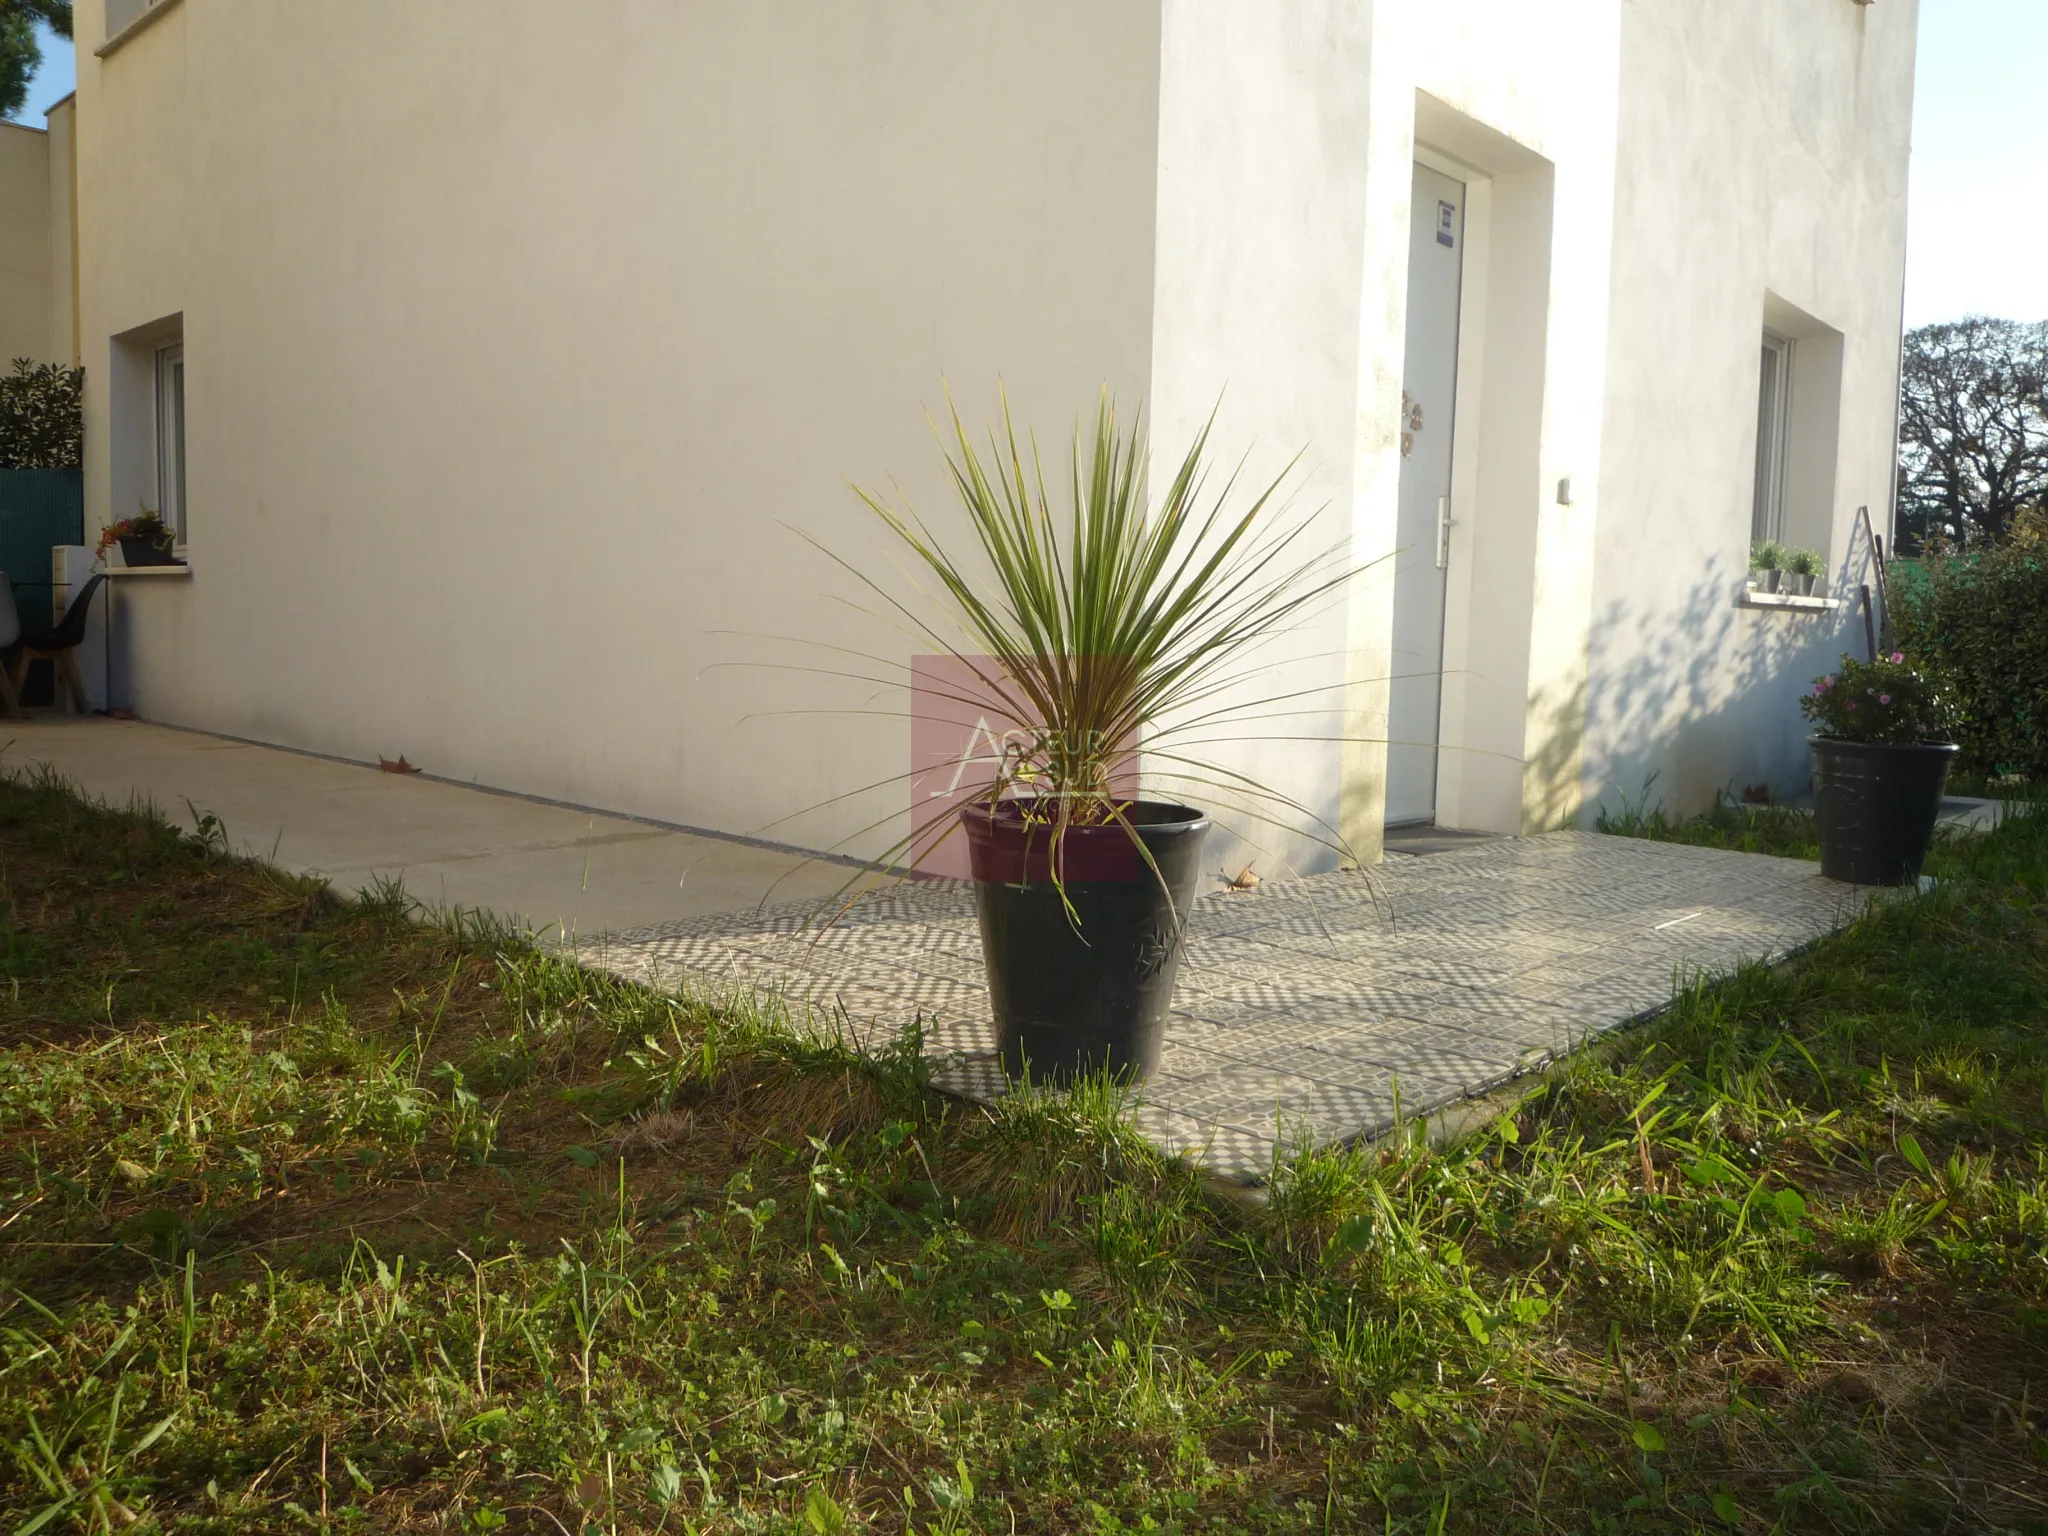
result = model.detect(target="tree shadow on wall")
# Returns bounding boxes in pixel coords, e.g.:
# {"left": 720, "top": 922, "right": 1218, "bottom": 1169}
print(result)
{"left": 1578, "top": 544, "right": 1878, "bottom": 822}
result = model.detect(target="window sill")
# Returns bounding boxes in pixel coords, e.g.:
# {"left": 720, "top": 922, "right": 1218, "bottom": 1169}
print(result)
{"left": 95, "top": 0, "right": 183, "bottom": 59}
{"left": 1740, "top": 589, "right": 1839, "bottom": 613}
{"left": 106, "top": 564, "right": 191, "bottom": 579}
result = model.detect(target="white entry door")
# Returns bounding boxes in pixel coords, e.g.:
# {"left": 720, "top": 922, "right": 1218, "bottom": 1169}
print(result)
{"left": 1385, "top": 162, "right": 1466, "bottom": 826}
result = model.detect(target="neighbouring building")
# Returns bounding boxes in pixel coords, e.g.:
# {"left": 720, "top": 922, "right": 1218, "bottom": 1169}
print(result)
{"left": 0, "top": 95, "right": 76, "bottom": 373}
{"left": 2, "top": 0, "right": 1916, "bottom": 876}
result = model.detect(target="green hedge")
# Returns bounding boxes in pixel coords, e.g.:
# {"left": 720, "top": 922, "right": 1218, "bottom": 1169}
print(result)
{"left": 1891, "top": 521, "right": 2048, "bottom": 779}
{"left": 0, "top": 358, "right": 84, "bottom": 470}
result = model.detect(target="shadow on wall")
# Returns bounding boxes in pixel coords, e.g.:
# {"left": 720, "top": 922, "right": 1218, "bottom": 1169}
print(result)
{"left": 1582, "top": 543, "right": 1875, "bottom": 820}
{"left": 1523, "top": 672, "right": 1588, "bottom": 833}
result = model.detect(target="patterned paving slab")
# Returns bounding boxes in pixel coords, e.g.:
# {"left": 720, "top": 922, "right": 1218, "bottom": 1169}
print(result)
{"left": 574, "top": 832, "right": 1879, "bottom": 1180}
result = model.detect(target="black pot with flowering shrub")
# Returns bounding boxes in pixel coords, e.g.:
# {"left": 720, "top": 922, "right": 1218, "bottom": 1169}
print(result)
{"left": 1801, "top": 650, "right": 1958, "bottom": 884}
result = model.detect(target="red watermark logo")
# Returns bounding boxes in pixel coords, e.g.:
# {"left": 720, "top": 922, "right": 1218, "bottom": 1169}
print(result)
{"left": 907, "top": 655, "right": 1136, "bottom": 877}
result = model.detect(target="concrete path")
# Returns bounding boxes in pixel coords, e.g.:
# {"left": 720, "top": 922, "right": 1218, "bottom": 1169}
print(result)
{"left": 0, "top": 717, "right": 851, "bottom": 938}
{"left": 1941, "top": 795, "right": 2026, "bottom": 833}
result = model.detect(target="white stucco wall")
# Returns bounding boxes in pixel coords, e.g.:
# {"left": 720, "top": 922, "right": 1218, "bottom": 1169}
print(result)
{"left": 0, "top": 122, "right": 52, "bottom": 366}
{"left": 1146, "top": 1, "right": 1378, "bottom": 877}
{"left": 76, "top": 1, "right": 1164, "bottom": 862}
{"left": 1584, "top": 0, "right": 1917, "bottom": 818}
{"left": 1357, "top": 3, "right": 1624, "bottom": 840}
{"left": 67, "top": 0, "right": 1916, "bottom": 870}
{"left": 1152, "top": 0, "right": 1625, "bottom": 860}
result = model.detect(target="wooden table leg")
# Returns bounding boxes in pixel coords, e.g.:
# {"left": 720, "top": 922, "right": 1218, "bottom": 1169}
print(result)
{"left": 58, "top": 650, "right": 91, "bottom": 714}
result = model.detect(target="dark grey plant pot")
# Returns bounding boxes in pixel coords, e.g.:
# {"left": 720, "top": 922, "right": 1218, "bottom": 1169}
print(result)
{"left": 1754, "top": 568, "right": 1783, "bottom": 594}
{"left": 118, "top": 534, "right": 178, "bottom": 567}
{"left": 961, "top": 798, "right": 1209, "bottom": 1084}
{"left": 1809, "top": 737, "right": 1958, "bottom": 885}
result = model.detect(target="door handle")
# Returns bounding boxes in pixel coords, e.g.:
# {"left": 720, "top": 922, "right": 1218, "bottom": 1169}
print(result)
{"left": 1436, "top": 495, "right": 1455, "bottom": 570}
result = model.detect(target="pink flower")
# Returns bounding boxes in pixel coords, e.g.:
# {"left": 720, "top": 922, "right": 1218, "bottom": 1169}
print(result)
{"left": 1889, "top": 651, "right": 1905, "bottom": 664}
{"left": 1847, "top": 701, "right": 1857, "bottom": 710}
{"left": 1879, "top": 694, "right": 1891, "bottom": 704}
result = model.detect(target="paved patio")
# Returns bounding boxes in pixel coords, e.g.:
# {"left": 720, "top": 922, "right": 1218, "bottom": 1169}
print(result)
{"left": 7, "top": 717, "right": 1895, "bottom": 1181}
{"left": 580, "top": 832, "right": 1880, "bottom": 1179}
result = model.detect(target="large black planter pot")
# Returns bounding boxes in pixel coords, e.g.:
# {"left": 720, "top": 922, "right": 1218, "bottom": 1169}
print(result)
{"left": 961, "top": 799, "right": 1209, "bottom": 1083}
{"left": 1809, "top": 736, "right": 1958, "bottom": 885}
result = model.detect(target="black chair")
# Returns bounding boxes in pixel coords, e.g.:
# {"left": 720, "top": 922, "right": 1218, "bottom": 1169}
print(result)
{"left": 0, "top": 577, "right": 20, "bottom": 718}
{"left": 8, "top": 572, "right": 104, "bottom": 715}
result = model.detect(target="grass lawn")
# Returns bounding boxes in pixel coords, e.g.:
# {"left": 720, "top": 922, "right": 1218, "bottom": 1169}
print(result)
{"left": 2, "top": 769, "right": 2046, "bottom": 1534}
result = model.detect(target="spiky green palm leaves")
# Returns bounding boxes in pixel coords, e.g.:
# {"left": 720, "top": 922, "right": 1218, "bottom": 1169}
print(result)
{"left": 837, "top": 387, "right": 1356, "bottom": 866}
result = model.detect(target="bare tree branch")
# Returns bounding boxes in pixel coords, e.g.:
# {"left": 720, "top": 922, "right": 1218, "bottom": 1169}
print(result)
{"left": 1897, "top": 316, "right": 2048, "bottom": 552}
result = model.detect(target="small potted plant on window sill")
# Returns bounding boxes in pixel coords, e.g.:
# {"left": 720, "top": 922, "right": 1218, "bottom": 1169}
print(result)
{"left": 1748, "top": 539, "right": 1787, "bottom": 593}
{"left": 95, "top": 509, "right": 181, "bottom": 568}
{"left": 1784, "top": 546, "right": 1822, "bottom": 596}
{"left": 1802, "top": 650, "right": 1957, "bottom": 885}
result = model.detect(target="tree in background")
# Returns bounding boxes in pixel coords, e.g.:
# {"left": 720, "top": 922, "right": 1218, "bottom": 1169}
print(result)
{"left": 0, "top": 0, "right": 69, "bottom": 122}
{"left": 1896, "top": 316, "right": 2048, "bottom": 553}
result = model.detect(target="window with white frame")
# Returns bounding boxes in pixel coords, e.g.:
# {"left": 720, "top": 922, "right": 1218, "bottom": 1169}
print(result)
{"left": 155, "top": 341, "right": 186, "bottom": 543}
{"left": 1751, "top": 332, "right": 1792, "bottom": 546}
{"left": 104, "top": 0, "right": 173, "bottom": 40}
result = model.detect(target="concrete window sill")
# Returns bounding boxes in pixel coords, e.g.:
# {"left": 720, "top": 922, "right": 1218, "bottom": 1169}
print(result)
{"left": 1740, "top": 588, "right": 1840, "bottom": 613}
{"left": 95, "top": 0, "right": 183, "bottom": 59}
{"left": 105, "top": 564, "right": 191, "bottom": 579}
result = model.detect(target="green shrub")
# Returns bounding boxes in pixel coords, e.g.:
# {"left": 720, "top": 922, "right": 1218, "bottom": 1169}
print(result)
{"left": 1800, "top": 651, "right": 1955, "bottom": 745}
{"left": 1891, "top": 512, "right": 2048, "bottom": 778}
{"left": 0, "top": 357, "right": 84, "bottom": 469}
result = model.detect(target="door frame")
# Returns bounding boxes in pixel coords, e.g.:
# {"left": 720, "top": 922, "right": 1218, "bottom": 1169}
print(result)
{"left": 1410, "top": 141, "right": 1490, "bottom": 829}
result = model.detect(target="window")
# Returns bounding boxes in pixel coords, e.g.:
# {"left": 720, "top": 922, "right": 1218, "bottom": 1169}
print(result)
{"left": 1751, "top": 332, "right": 1791, "bottom": 546}
{"left": 155, "top": 342, "right": 185, "bottom": 543}
{"left": 104, "top": 0, "right": 172, "bottom": 39}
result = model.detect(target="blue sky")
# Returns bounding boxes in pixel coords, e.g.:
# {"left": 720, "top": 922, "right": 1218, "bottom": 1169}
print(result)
{"left": 7, "top": 2, "right": 2043, "bottom": 329}
{"left": 1900, "top": 0, "right": 2048, "bottom": 326}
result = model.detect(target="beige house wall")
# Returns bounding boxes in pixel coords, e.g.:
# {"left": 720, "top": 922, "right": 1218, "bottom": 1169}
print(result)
{"left": 0, "top": 121, "right": 53, "bottom": 365}
{"left": 65, "top": 0, "right": 1918, "bottom": 874}
{"left": 74, "top": 1, "right": 1165, "bottom": 864}
{"left": 1351, "top": 1, "right": 1626, "bottom": 845}
{"left": 1146, "top": 0, "right": 1626, "bottom": 868}
{"left": 44, "top": 97, "right": 79, "bottom": 367}
{"left": 1585, "top": 0, "right": 1919, "bottom": 818}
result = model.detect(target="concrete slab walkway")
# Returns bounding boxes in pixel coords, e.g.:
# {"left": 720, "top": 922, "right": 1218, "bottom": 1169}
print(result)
{"left": 8, "top": 715, "right": 1887, "bottom": 1180}
{"left": 0, "top": 717, "right": 852, "bottom": 937}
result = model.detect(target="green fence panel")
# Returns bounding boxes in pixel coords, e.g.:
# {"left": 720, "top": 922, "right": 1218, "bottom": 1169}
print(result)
{"left": 0, "top": 467, "right": 85, "bottom": 630}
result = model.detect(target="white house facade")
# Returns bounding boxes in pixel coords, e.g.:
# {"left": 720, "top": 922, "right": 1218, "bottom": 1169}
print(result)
{"left": 5, "top": 0, "right": 1916, "bottom": 875}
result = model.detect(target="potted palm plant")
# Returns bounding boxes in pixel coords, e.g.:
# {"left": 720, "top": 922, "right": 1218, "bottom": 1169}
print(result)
{"left": 840, "top": 392, "right": 1350, "bottom": 1083}
{"left": 1802, "top": 650, "right": 1958, "bottom": 885}
{"left": 1749, "top": 538, "right": 1787, "bottom": 593}
{"left": 1784, "top": 546, "right": 1822, "bottom": 596}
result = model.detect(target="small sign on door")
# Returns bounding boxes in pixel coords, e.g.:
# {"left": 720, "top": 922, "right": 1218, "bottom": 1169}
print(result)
{"left": 1436, "top": 200, "right": 1456, "bottom": 249}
